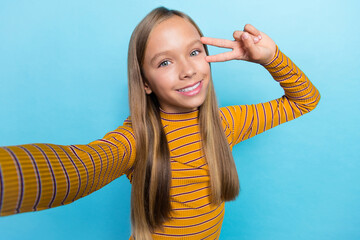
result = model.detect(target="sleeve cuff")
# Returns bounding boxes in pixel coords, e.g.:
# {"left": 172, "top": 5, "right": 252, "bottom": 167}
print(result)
{"left": 261, "top": 45, "right": 280, "bottom": 68}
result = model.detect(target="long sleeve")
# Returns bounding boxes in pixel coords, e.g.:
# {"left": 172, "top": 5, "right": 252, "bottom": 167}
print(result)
{"left": 0, "top": 120, "right": 136, "bottom": 217}
{"left": 220, "top": 45, "right": 320, "bottom": 147}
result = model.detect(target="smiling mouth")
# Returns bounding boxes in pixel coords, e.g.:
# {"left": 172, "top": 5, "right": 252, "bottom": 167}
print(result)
{"left": 176, "top": 81, "right": 203, "bottom": 96}
{"left": 177, "top": 81, "right": 201, "bottom": 92}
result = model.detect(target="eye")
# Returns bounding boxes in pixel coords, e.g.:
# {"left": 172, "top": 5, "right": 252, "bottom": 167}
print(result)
{"left": 190, "top": 49, "right": 201, "bottom": 56}
{"left": 158, "top": 60, "right": 171, "bottom": 68}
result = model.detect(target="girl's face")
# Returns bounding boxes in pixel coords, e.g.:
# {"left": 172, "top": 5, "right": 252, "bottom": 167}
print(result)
{"left": 142, "top": 16, "right": 210, "bottom": 113}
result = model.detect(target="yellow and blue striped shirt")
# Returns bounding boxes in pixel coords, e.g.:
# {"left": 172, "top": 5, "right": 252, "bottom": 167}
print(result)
{"left": 0, "top": 46, "right": 320, "bottom": 239}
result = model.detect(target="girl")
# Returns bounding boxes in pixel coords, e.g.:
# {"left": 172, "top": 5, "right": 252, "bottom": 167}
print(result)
{"left": 0, "top": 6, "right": 320, "bottom": 240}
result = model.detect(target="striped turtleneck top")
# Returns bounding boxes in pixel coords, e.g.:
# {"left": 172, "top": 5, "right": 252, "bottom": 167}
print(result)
{"left": 0, "top": 46, "right": 320, "bottom": 239}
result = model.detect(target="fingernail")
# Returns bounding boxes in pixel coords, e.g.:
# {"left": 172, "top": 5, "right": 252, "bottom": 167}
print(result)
{"left": 258, "top": 35, "right": 262, "bottom": 39}
{"left": 254, "top": 37, "right": 259, "bottom": 42}
{"left": 243, "top": 33, "right": 249, "bottom": 39}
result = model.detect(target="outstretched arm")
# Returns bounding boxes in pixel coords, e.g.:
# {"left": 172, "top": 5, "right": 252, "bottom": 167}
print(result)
{"left": 0, "top": 121, "right": 136, "bottom": 216}
{"left": 201, "top": 24, "right": 320, "bottom": 146}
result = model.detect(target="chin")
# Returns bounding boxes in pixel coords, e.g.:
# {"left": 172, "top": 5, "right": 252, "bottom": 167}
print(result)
{"left": 188, "top": 98, "right": 206, "bottom": 110}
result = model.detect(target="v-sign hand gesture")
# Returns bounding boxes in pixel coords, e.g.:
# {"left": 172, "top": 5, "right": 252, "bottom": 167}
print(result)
{"left": 201, "top": 24, "right": 277, "bottom": 65}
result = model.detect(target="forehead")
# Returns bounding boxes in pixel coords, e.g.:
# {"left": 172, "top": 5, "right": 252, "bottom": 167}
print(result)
{"left": 145, "top": 16, "right": 201, "bottom": 55}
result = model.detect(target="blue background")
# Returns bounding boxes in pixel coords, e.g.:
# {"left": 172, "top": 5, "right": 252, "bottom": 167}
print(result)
{"left": 0, "top": 0, "right": 359, "bottom": 239}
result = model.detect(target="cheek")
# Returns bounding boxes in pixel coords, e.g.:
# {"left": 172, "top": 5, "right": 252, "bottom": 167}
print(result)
{"left": 148, "top": 72, "right": 175, "bottom": 92}
{"left": 147, "top": 69, "right": 166, "bottom": 85}
{"left": 199, "top": 60, "right": 211, "bottom": 77}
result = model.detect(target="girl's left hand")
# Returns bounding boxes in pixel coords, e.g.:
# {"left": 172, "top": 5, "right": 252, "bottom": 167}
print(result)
{"left": 200, "top": 24, "right": 277, "bottom": 65}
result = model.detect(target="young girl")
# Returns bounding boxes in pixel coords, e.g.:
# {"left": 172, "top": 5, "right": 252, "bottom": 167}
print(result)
{"left": 0, "top": 6, "right": 320, "bottom": 240}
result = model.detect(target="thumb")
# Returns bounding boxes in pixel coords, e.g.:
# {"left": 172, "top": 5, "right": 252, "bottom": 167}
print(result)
{"left": 240, "top": 32, "right": 262, "bottom": 62}
{"left": 233, "top": 31, "right": 260, "bottom": 44}
{"left": 241, "top": 32, "right": 255, "bottom": 49}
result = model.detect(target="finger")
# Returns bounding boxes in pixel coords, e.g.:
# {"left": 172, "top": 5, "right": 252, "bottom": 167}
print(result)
{"left": 200, "top": 37, "right": 235, "bottom": 49}
{"left": 233, "top": 30, "right": 244, "bottom": 40}
{"left": 244, "top": 24, "right": 262, "bottom": 39}
{"left": 205, "top": 50, "right": 238, "bottom": 62}
{"left": 233, "top": 30, "right": 260, "bottom": 44}
{"left": 241, "top": 32, "right": 255, "bottom": 50}
{"left": 240, "top": 32, "right": 262, "bottom": 61}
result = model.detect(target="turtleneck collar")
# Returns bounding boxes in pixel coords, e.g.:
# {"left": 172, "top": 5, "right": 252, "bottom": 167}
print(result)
{"left": 159, "top": 107, "right": 199, "bottom": 126}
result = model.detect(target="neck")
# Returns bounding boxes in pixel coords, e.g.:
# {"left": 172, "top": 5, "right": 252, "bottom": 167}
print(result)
{"left": 159, "top": 107, "right": 199, "bottom": 126}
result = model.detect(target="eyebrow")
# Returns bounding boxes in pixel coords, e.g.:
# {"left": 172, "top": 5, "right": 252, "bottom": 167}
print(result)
{"left": 150, "top": 39, "right": 202, "bottom": 65}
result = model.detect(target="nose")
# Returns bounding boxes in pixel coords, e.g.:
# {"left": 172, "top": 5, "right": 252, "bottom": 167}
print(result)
{"left": 179, "top": 58, "right": 196, "bottom": 80}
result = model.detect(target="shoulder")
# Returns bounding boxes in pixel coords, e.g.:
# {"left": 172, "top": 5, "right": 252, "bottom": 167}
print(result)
{"left": 98, "top": 116, "right": 135, "bottom": 145}
{"left": 123, "top": 116, "right": 133, "bottom": 128}
{"left": 116, "top": 116, "right": 134, "bottom": 138}
{"left": 219, "top": 105, "right": 243, "bottom": 123}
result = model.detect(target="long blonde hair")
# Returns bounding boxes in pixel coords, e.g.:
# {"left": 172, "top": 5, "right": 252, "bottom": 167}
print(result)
{"left": 127, "top": 6, "right": 240, "bottom": 239}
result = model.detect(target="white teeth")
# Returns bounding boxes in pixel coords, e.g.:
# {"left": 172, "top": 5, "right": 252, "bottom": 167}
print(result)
{"left": 178, "top": 82, "right": 200, "bottom": 92}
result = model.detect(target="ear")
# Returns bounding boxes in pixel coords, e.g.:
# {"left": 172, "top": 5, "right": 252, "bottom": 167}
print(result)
{"left": 144, "top": 81, "right": 152, "bottom": 94}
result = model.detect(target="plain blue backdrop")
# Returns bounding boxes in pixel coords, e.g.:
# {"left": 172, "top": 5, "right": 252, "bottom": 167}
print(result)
{"left": 0, "top": 0, "right": 359, "bottom": 239}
